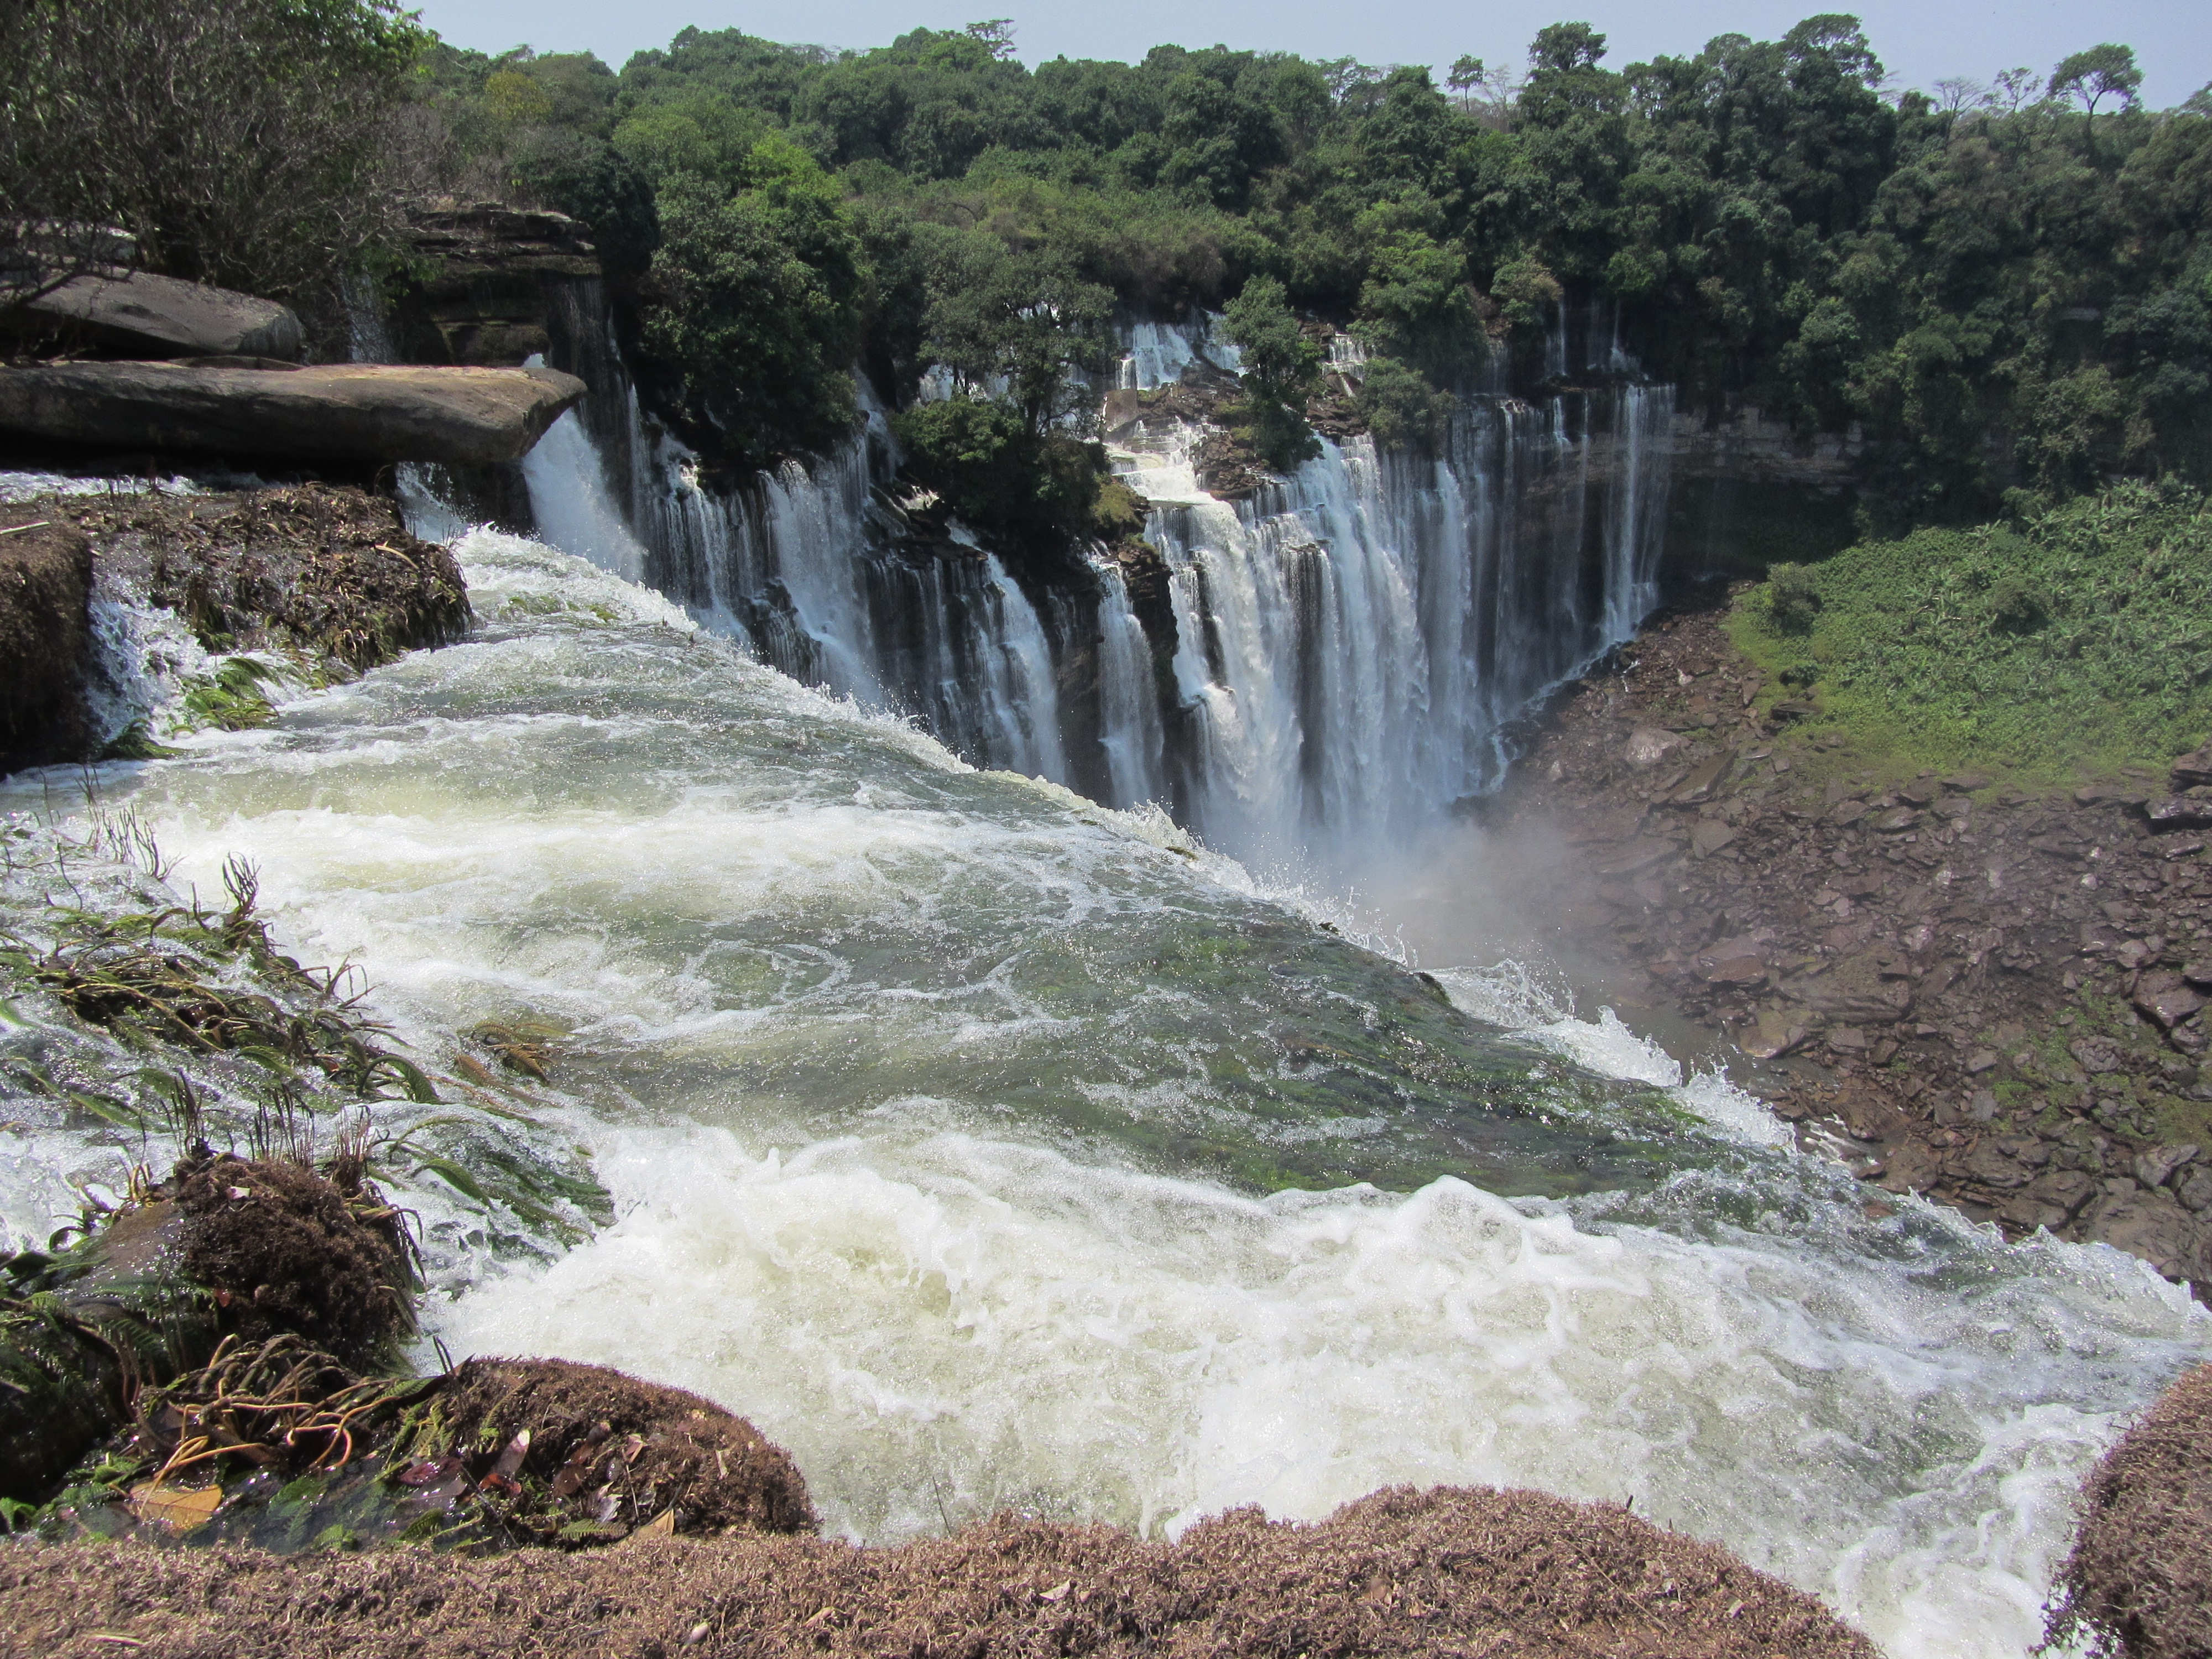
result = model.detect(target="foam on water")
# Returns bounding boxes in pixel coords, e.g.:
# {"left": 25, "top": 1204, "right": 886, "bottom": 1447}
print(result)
{"left": 437, "top": 1123, "right": 2194, "bottom": 1659}
{"left": 3, "top": 528, "right": 2202, "bottom": 1659}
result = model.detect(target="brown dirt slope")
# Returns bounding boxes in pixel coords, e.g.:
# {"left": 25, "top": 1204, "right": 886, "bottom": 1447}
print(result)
{"left": 0, "top": 1484, "right": 1874, "bottom": 1659}
{"left": 2049, "top": 1362, "right": 2212, "bottom": 1658}
{"left": 1499, "top": 598, "right": 2212, "bottom": 1289}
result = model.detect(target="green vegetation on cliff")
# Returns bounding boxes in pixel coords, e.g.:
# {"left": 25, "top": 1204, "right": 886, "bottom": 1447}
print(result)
{"left": 401, "top": 16, "right": 2210, "bottom": 536}
{"left": 5, "top": 6, "right": 2207, "bottom": 541}
{"left": 1730, "top": 482, "right": 2212, "bottom": 780}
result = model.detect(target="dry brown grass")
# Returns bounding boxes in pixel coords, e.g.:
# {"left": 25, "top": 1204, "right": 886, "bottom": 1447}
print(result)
{"left": 2049, "top": 1362, "right": 2212, "bottom": 1658}
{"left": 0, "top": 1483, "right": 1875, "bottom": 1658}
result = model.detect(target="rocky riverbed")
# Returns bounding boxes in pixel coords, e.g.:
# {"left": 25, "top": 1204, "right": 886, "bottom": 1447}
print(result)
{"left": 1494, "top": 594, "right": 2212, "bottom": 1289}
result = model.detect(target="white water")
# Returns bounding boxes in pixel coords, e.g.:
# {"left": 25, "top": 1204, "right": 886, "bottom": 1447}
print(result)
{"left": 1118, "top": 385, "right": 1668, "bottom": 867}
{"left": 503, "top": 310, "right": 1668, "bottom": 873}
{"left": 4, "top": 526, "right": 2200, "bottom": 1659}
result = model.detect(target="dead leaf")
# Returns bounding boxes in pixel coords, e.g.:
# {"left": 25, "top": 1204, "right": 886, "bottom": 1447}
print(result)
{"left": 492, "top": 1427, "right": 530, "bottom": 1481}
{"left": 644, "top": 1508, "right": 675, "bottom": 1536}
{"left": 1040, "top": 1580, "right": 1072, "bottom": 1604}
{"left": 802, "top": 1607, "right": 834, "bottom": 1629}
{"left": 131, "top": 1482, "right": 222, "bottom": 1532}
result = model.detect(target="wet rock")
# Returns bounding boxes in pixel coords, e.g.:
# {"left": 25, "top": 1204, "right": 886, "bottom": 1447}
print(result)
{"left": 0, "top": 514, "right": 94, "bottom": 775}
{"left": 0, "top": 359, "right": 585, "bottom": 466}
{"left": 1742, "top": 1006, "right": 1817, "bottom": 1059}
{"left": 1592, "top": 838, "right": 1677, "bottom": 877}
{"left": 2083, "top": 1191, "right": 2208, "bottom": 1283}
{"left": 6, "top": 269, "right": 303, "bottom": 359}
{"left": 2181, "top": 1168, "right": 2212, "bottom": 1212}
{"left": 1955, "top": 1143, "right": 2033, "bottom": 1190}
{"left": 2135, "top": 1145, "right": 2200, "bottom": 1190}
{"left": 2001, "top": 1169, "right": 2099, "bottom": 1228}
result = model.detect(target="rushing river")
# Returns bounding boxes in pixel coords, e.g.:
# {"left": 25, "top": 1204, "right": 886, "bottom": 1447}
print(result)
{"left": 3, "top": 526, "right": 2206, "bottom": 1659}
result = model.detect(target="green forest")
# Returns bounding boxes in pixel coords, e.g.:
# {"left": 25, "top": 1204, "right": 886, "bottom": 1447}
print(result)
{"left": 4, "top": 3, "right": 2209, "bottom": 539}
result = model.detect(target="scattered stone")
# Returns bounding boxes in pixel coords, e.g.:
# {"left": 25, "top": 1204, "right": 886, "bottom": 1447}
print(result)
{"left": 1592, "top": 838, "right": 1677, "bottom": 877}
{"left": 2146, "top": 797, "right": 2212, "bottom": 832}
{"left": 1619, "top": 730, "right": 1681, "bottom": 770}
{"left": 2135, "top": 1145, "right": 2200, "bottom": 1190}
{"left": 1690, "top": 820, "right": 1738, "bottom": 857}
{"left": 2136, "top": 982, "right": 2208, "bottom": 1030}
{"left": 1942, "top": 774, "right": 1992, "bottom": 792}
{"left": 1671, "top": 753, "right": 1733, "bottom": 803}
{"left": 1743, "top": 1006, "right": 1817, "bottom": 1059}
{"left": 2172, "top": 740, "right": 2212, "bottom": 789}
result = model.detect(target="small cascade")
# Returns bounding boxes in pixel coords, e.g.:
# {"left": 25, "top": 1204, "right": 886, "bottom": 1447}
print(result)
{"left": 1091, "top": 560, "right": 1166, "bottom": 808}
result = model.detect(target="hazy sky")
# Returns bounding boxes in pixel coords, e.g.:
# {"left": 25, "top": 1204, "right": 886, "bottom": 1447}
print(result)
{"left": 411, "top": 0, "right": 2209, "bottom": 107}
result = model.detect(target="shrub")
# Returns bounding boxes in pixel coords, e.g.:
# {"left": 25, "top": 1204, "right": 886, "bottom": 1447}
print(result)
{"left": 893, "top": 397, "right": 1109, "bottom": 539}
{"left": 1355, "top": 356, "right": 1458, "bottom": 452}
{"left": 1764, "top": 562, "right": 1823, "bottom": 633}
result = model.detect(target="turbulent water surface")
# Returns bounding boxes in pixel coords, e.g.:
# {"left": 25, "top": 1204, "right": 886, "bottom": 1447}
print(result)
{"left": 2, "top": 528, "right": 2206, "bottom": 1659}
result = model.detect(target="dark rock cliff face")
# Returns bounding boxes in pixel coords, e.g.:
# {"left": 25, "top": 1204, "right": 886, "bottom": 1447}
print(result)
{"left": 0, "top": 515, "right": 95, "bottom": 774}
{"left": 389, "top": 206, "right": 603, "bottom": 369}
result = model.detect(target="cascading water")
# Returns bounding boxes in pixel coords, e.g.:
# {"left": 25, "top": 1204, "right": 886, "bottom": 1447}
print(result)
{"left": 3, "top": 521, "right": 2203, "bottom": 1659}
{"left": 1118, "top": 382, "right": 1669, "bottom": 867}
{"left": 504, "top": 304, "right": 1674, "bottom": 872}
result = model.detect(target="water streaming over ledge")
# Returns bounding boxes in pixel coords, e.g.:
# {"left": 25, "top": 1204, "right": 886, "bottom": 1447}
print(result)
{"left": 509, "top": 298, "right": 1671, "bottom": 873}
{"left": 0, "top": 528, "right": 2202, "bottom": 1659}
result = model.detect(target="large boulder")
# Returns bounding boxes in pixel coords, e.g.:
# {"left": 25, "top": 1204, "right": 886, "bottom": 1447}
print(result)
{"left": 8, "top": 269, "right": 302, "bottom": 359}
{"left": 0, "top": 514, "right": 94, "bottom": 773}
{"left": 0, "top": 359, "right": 585, "bottom": 465}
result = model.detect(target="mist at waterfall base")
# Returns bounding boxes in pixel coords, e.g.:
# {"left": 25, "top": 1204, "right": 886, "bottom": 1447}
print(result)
{"left": 2, "top": 522, "right": 2203, "bottom": 1659}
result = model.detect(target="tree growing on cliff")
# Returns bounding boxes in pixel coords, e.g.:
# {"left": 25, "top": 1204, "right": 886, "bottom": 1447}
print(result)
{"left": 1221, "top": 274, "right": 1322, "bottom": 470}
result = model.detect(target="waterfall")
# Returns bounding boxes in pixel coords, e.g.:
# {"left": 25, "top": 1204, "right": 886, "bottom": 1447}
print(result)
{"left": 1092, "top": 559, "right": 1166, "bottom": 808}
{"left": 497, "top": 299, "right": 1671, "bottom": 870}
{"left": 1118, "top": 384, "right": 1671, "bottom": 868}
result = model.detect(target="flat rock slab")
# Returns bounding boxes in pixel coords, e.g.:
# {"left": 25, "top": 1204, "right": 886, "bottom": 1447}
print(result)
{"left": 0, "top": 360, "right": 585, "bottom": 466}
{"left": 9, "top": 269, "right": 302, "bottom": 359}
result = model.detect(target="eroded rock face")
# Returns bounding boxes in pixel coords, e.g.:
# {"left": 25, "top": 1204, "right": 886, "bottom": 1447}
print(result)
{"left": 0, "top": 360, "right": 585, "bottom": 465}
{"left": 0, "top": 514, "right": 93, "bottom": 773}
{"left": 7, "top": 269, "right": 302, "bottom": 360}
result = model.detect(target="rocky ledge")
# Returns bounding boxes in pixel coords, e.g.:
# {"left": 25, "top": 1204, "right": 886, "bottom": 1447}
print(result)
{"left": 0, "top": 359, "right": 585, "bottom": 467}
{"left": 0, "top": 485, "right": 467, "bottom": 775}
{"left": 1498, "top": 601, "right": 2212, "bottom": 1288}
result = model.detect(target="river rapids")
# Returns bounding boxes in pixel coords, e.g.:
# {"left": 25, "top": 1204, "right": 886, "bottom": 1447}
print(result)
{"left": 2, "top": 525, "right": 2205, "bottom": 1659}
